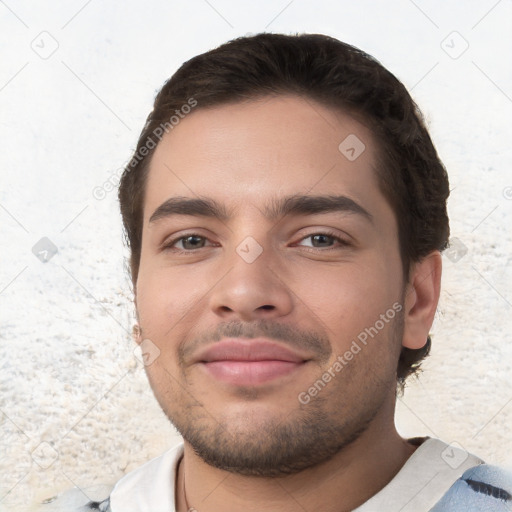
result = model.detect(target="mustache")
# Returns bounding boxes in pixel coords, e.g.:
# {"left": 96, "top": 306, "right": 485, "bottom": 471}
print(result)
{"left": 179, "top": 320, "right": 332, "bottom": 364}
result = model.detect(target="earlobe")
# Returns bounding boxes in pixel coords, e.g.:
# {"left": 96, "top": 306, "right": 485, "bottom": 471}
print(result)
{"left": 132, "top": 292, "right": 142, "bottom": 345}
{"left": 402, "top": 251, "right": 442, "bottom": 350}
{"left": 132, "top": 323, "right": 142, "bottom": 345}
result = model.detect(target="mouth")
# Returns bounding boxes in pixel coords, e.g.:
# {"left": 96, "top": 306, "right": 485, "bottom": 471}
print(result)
{"left": 195, "top": 338, "right": 310, "bottom": 386}
{"left": 202, "top": 360, "right": 306, "bottom": 386}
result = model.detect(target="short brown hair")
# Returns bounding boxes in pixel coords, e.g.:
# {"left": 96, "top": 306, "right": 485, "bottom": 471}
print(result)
{"left": 118, "top": 33, "right": 450, "bottom": 387}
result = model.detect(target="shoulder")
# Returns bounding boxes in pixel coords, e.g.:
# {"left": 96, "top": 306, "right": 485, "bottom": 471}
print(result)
{"left": 430, "top": 464, "right": 512, "bottom": 511}
{"left": 32, "top": 443, "right": 184, "bottom": 512}
{"left": 30, "top": 485, "right": 114, "bottom": 512}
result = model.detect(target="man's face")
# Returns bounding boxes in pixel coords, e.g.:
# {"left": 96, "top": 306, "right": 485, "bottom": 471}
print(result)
{"left": 135, "top": 95, "right": 405, "bottom": 476}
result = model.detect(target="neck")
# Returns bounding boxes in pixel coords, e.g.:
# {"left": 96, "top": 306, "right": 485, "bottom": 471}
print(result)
{"left": 175, "top": 415, "right": 417, "bottom": 512}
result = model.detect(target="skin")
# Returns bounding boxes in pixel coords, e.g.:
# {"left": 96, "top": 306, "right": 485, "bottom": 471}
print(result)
{"left": 134, "top": 95, "right": 442, "bottom": 512}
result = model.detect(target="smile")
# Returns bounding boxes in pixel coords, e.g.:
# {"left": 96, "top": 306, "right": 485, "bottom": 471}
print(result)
{"left": 201, "top": 360, "right": 306, "bottom": 386}
{"left": 195, "top": 338, "right": 311, "bottom": 386}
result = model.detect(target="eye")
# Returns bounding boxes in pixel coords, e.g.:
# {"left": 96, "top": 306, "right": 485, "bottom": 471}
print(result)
{"left": 297, "top": 232, "right": 350, "bottom": 249}
{"left": 163, "top": 234, "right": 213, "bottom": 251}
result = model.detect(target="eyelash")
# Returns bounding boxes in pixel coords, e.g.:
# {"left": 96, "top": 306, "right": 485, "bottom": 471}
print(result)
{"left": 162, "top": 230, "right": 351, "bottom": 253}
{"left": 294, "top": 230, "right": 351, "bottom": 251}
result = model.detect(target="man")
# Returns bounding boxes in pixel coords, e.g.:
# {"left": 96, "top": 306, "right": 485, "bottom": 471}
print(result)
{"left": 48, "top": 33, "right": 510, "bottom": 511}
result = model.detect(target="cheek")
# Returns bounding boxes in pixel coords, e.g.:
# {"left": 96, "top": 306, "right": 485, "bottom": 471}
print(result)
{"left": 135, "top": 259, "right": 216, "bottom": 350}
{"left": 292, "top": 258, "right": 401, "bottom": 340}
{"left": 136, "top": 256, "right": 187, "bottom": 317}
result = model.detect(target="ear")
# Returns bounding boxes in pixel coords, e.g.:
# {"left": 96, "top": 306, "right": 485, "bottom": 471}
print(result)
{"left": 132, "top": 292, "right": 142, "bottom": 346}
{"left": 402, "top": 251, "right": 442, "bottom": 349}
{"left": 132, "top": 323, "right": 142, "bottom": 345}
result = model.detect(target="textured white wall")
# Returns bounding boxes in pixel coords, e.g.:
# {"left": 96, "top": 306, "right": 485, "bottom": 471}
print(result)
{"left": 1, "top": 1, "right": 511, "bottom": 510}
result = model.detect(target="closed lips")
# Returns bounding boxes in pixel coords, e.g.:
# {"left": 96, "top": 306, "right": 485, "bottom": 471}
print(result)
{"left": 195, "top": 338, "right": 310, "bottom": 386}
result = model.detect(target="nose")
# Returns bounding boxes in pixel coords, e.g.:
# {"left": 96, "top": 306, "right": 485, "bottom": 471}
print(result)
{"left": 208, "top": 245, "right": 294, "bottom": 322}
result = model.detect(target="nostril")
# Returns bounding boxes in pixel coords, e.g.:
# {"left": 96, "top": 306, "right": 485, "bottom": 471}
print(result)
{"left": 259, "top": 305, "right": 275, "bottom": 310}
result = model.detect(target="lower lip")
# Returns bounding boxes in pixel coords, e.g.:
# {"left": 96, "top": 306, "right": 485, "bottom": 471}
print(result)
{"left": 201, "top": 360, "right": 304, "bottom": 386}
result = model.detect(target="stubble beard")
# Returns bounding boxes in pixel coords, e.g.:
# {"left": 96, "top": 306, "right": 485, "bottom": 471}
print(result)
{"left": 168, "top": 391, "right": 382, "bottom": 477}
{"left": 148, "top": 317, "right": 402, "bottom": 477}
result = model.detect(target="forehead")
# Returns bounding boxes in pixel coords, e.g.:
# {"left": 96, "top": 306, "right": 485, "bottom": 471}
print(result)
{"left": 143, "top": 95, "right": 391, "bottom": 226}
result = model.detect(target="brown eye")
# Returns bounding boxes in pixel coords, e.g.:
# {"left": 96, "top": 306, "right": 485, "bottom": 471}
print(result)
{"left": 177, "top": 235, "right": 207, "bottom": 250}
{"left": 298, "top": 232, "right": 348, "bottom": 249}
{"left": 163, "top": 234, "right": 212, "bottom": 252}
{"left": 309, "top": 234, "right": 336, "bottom": 247}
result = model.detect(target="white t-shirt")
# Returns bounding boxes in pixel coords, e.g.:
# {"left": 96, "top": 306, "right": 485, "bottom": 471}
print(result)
{"left": 107, "top": 437, "right": 482, "bottom": 512}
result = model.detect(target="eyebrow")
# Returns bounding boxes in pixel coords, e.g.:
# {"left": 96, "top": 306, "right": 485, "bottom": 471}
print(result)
{"left": 148, "top": 194, "right": 373, "bottom": 224}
